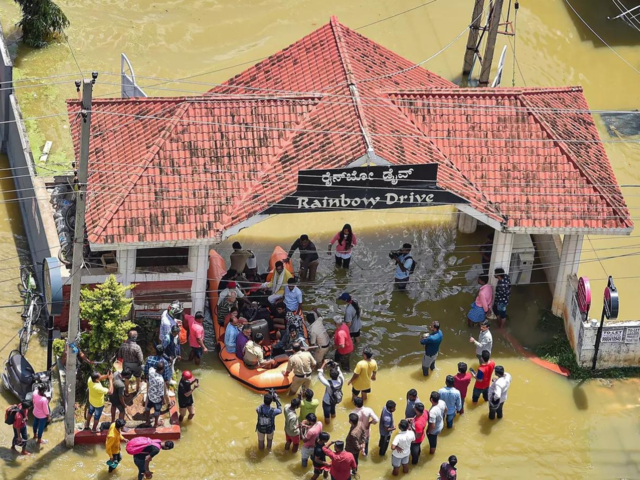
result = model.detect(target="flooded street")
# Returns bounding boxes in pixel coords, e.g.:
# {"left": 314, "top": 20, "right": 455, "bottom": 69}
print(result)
{"left": 0, "top": 0, "right": 639, "bottom": 478}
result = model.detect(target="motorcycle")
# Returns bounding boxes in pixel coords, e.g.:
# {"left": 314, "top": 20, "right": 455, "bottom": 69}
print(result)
{"left": 1, "top": 349, "right": 52, "bottom": 402}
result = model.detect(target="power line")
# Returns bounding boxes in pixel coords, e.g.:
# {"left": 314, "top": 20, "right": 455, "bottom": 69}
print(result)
{"left": 355, "top": 0, "right": 441, "bottom": 30}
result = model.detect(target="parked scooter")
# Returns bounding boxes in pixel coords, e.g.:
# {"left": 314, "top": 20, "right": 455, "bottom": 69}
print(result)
{"left": 1, "top": 349, "right": 52, "bottom": 402}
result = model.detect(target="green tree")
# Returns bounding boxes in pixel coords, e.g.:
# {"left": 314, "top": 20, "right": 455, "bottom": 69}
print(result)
{"left": 79, "top": 275, "right": 135, "bottom": 363}
{"left": 14, "top": 0, "right": 70, "bottom": 48}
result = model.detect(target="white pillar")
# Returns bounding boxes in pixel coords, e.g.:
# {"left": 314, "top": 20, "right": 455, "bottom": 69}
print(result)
{"left": 488, "top": 231, "right": 514, "bottom": 287}
{"left": 457, "top": 211, "right": 478, "bottom": 233}
{"left": 552, "top": 234, "right": 583, "bottom": 317}
{"left": 190, "top": 245, "right": 209, "bottom": 314}
{"left": 117, "top": 249, "right": 136, "bottom": 297}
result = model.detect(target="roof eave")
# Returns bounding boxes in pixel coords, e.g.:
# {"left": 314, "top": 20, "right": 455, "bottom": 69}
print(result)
{"left": 503, "top": 225, "right": 634, "bottom": 236}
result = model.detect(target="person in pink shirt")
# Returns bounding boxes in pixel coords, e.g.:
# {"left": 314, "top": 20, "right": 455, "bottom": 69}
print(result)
{"left": 32, "top": 385, "right": 50, "bottom": 444}
{"left": 467, "top": 275, "right": 493, "bottom": 327}
{"left": 453, "top": 362, "right": 472, "bottom": 414}
{"left": 328, "top": 224, "right": 357, "bottom": 269}
{"left": 183, "top": 311, "right": 208, "bottom": 366}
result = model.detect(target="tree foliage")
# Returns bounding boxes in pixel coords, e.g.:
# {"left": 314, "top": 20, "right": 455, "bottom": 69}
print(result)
{"left": 79, "top": 275, "right": 135, "bottom": 363}
{"left": 14, "top": 0, "right": 70, "bottom": 48}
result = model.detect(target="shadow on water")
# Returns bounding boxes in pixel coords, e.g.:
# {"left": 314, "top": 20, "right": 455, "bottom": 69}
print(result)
{"left": 562, "top": 0, "right": 640, "bottom": 47}
{"left": 573, "top": 380, "right": 590, "bottom": 410}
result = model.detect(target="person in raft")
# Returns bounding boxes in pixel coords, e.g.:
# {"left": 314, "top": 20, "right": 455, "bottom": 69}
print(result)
{"left": 467, "top": 275, "right": 493, "bottom": 327}
{"left": 260, "top": 260, "right": 294, "bottom": 304}
{"left": 328, "top": 224, "right": 357, "bottom": 269}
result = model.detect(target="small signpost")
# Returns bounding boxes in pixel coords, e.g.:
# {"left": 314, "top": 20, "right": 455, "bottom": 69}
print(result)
{"left": 577, "top": 276, "right": 591, "bottom": 321}
{"left": 592, "top": 276, "right": 619, "bottom": 370}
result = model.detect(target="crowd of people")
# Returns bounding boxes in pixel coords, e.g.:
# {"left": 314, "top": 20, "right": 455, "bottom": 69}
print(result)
{"left": 4, "top": 225, "right": 515, "bottom": 480}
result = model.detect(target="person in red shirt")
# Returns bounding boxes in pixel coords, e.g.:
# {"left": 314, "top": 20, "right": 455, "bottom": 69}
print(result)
{"left": 323, "top": 440, "right": 357, "bottom": 480}
{"left": 471, "top": 351, "right": 495, "bottom": 403}
{"left": 333, "top": 316, "right": 354, "bottom": 373}
{"left": 10, "top": 400, "right": 32, "bottom": 456}
{"left": 183, "top": 311, "right": 208, "bottom": 366}
{"left": 408, "top": 402, "right": 427, "bottom": 465}
{"left": 453, "top": 362, "right": 472, "bottom": 414}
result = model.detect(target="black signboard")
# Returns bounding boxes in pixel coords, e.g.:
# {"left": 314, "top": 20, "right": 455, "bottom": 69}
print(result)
{"left": 264, "top": 164, "right": 468, "bottom": 214}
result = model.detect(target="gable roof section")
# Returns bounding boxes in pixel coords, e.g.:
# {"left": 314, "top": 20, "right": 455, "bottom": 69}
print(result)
{"left": 69, "top": 17, "right": 631, "bottom": 247}
{"left": 388, "top": 88, "right": 632, "bottom": 230}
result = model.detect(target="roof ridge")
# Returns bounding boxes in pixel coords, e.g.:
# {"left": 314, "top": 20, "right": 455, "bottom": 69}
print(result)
{"left": 384, "top": 86, "right": 585, "bottom": 95}
{"left": 385, "top": 93, "right": 506, "bottom": 223}
{"left": 89, "top": 101, "right": 192, "bottom": 242}
{"left": 518, "top": 93, "right": 629, "bottom": 223}
{"left": 330, "top": 17, "right": 376, "bottom": 157}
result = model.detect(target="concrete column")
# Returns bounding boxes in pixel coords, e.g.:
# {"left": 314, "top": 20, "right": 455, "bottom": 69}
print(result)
{"left": 551, "top": 234, "right": 584, "bottom": 317}
{"left": 488, "top": 231, "right": 514, "bottom": 287}
{"left": 117, "top": 249, "right": 136, "bottom": 297}
{"left": 457, "top": 211, "right": 478, "bottom": 233}
{"left": 191, "top": 245, "right": 209, "bottom": 313}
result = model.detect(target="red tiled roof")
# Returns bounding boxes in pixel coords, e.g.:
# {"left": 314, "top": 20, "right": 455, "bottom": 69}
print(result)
{"left": 69, "top": 17, "right": 631, "bottom": 246}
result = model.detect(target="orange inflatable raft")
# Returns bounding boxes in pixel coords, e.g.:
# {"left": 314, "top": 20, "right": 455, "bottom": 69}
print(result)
{"left": 208, "top": 248, "right": 300, "bottom": 393}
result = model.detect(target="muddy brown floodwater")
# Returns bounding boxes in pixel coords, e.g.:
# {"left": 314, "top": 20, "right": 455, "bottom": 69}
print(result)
{"left": 1, "top": 0, "right": 640, "bottom": 479}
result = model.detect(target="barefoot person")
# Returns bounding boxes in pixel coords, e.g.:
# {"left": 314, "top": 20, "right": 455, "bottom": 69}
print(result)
{"left": 178, "top": 370, "right": 199, "bottom": 423}
{"left": 467, "top": 275, "right": 493, "bottom": 327}
{"left": 492, "top": 268, "right": 511, "bottom": 329}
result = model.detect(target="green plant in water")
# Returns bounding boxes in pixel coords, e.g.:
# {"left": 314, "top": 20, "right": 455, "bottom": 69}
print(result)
{"left": 535, "top": 313, "right": 640, "bottom": 380}
{"left": 79, "top": 275, "right": 136, "bottom": 365}
{"left": 14, "top": 0, "right": 70, "bottom": 48}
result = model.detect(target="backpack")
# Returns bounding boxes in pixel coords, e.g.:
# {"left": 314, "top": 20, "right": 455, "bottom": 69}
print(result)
{"left": 406, "top": 255, "right": 417, "bottom": 275}
{"left": 126, "top": 437, "right": 162, "bottom": 456}
{"left": 4, "top": 405, "right": 20, "bottom": 425}
{"left": 329, "top": 379, "right": 343, "bottom": 406}
{"left": 256, "top": 406, "right": 274, "bottom": 434}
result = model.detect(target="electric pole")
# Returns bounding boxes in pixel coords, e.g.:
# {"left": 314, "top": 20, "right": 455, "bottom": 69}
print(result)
{"left": 462, "top": 0, "right": 486, "bottom": 80}
{"left": 478, "top": 0, "right": 505, "bottom": 87}
{"left": 64, "top": 76, "right": 95, "bottom": 448}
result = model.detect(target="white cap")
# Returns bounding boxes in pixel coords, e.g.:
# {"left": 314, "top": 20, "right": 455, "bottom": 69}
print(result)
{"left": 333, "top": 315, "right": 344, "bottom": 324}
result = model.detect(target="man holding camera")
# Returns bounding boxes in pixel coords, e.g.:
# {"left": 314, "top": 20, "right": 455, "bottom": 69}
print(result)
{"left": 391, "top": 243, "right": 414, "bottom": 290}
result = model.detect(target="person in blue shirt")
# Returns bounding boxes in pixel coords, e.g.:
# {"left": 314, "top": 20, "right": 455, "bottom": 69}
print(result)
{"left": 393, "top": 243, "right": 414, "bottom": 290}
{"left": 224, "top": 315, "right": 242, "bottom": 354}
{"left": 378, "top": 400, "right": 396, "bottom": 456}
{"left": 438, "top": 375, "right": 462, "bottom": 429}
{"left": 420, "top": 321, "right": 443, "bottom": 376}
{"left": 283, "top": 278, "right": 303, "bottom": 312}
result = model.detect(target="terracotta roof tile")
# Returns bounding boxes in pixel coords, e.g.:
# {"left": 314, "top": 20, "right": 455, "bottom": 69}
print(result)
{"left": 67, "top": 18, "right": 631, "bottom": 246}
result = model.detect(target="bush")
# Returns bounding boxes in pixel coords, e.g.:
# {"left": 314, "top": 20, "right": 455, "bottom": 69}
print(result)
{"left": 14, "top": 0, "right": 70, "bottom": 48}
{"left": 79, "top": 275, "right": 136, "bottom": 364}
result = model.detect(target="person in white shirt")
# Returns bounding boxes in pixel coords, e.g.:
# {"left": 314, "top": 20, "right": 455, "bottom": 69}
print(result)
{"left": 488, "top": 366, "right": 512, "bottom": 420}
{"left": 426, "top": 391, "right": 447, "bottom": 455}
{"left": 317, "top": 359, "right": 345, "bottom": 424}
{"left": 353, "top": 396, "right": 379, "bottom": 456}
{"left": 391, "top": 419, "right": 415, "bottom": 476}
{"left": 469, "top": 321, "right": 493, "bottom": 361}
{"left": 307, "top": 310, "right": 331, "bottom": 364}
{"left": 218, "top": 282, "right": 246, "bottom": 306}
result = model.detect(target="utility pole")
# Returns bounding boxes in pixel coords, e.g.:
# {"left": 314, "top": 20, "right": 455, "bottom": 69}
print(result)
{"left": 64, "top": 76, "right": 95, "bottom": 448}
{"left": 462, "top": 0, "right": 486, "bottom": 80}
{"left": 478, "top": 0, "right": 505, "bottom": 87}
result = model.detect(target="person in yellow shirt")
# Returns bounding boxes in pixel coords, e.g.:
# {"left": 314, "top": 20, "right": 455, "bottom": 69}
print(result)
{"left": 106, "top": 419, "right": 128, "bottom": 472}
{"left": 260, "top": 261, "right": 293, "bottom": 304}
{"left": 348, "top": 348, "right": 378, "bottom": 403}
{"left": 84, "top": 371, "right": 113, "bottom": 433}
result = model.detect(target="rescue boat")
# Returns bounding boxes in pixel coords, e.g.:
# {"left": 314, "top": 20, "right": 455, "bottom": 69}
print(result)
{"left": 208, "top": 248, "right": 300, "bottom": 393}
